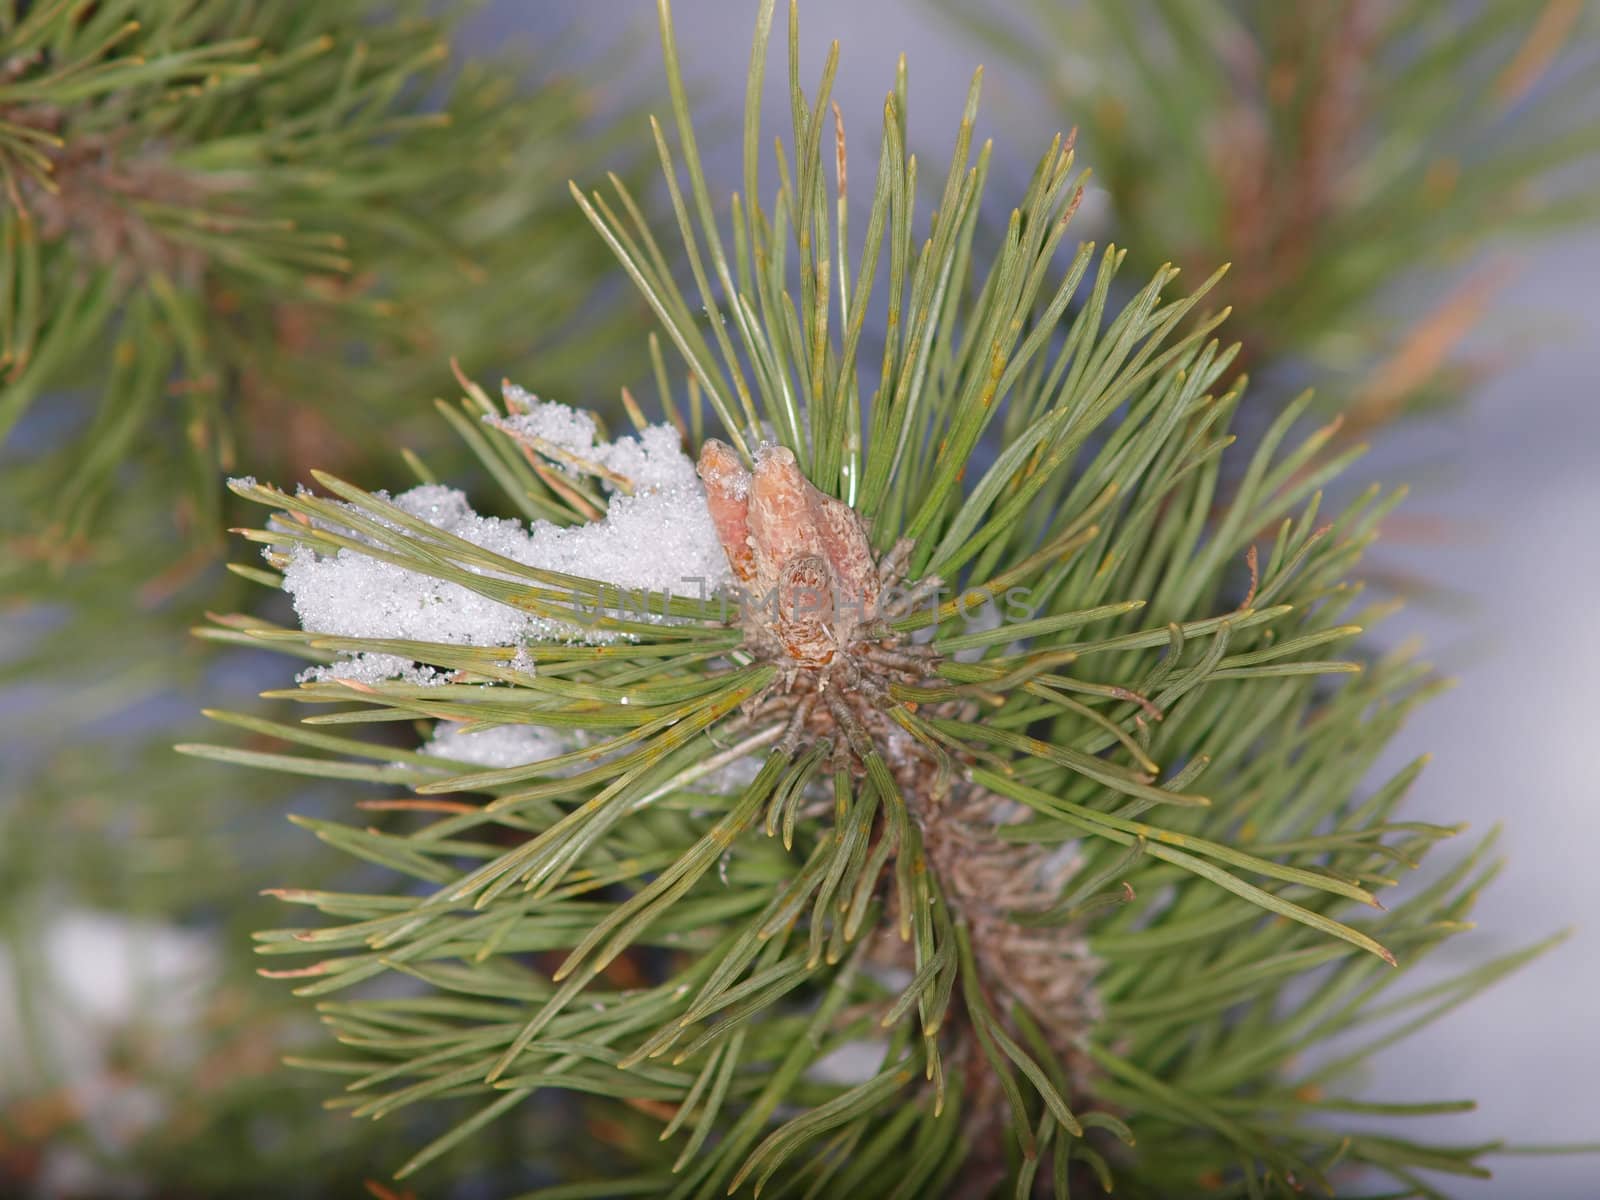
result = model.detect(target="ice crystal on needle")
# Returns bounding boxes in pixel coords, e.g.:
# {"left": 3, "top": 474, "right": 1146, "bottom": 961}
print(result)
{"left": 275, "top": 400, "right": 733, "bottom": 682}
{"left": 489, "top": 391, "right": 700, "bottom": 492}
{"left": 493, "top": 385, "right": 601, "bottom": 460}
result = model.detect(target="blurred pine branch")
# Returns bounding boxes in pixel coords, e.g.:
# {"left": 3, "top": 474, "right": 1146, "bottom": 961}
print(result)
{"left": 936, "top": 0, "right": 1600, "bottom": 432}
{"left": 0, "top": 1, "right": 654, "bottom": 1193}
{"left": 0, "top": 0, "right": 645, "bottom": 579}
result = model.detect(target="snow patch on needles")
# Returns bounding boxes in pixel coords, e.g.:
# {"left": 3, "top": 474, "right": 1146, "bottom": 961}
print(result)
{"left": 424, "top": 723, "right": 580, "bottom": 769}
{"left": 280, "top": 398, "right": 732, "bottom": 684}
{"left": 312, "top": 653, "right": 442, "bottom": 687}
{"left": 421, "top": 720, "right": 760, "bottom": 793}
{"left": 489, "top": 405, "right": 700, "bottom": 493}
{"left": 496, "top": 383, "right": 599, "bottom": 459}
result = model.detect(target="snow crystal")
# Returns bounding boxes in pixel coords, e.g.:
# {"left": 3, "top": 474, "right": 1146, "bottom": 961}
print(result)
{"left": 488, "top": 407, "right": 698, "bottom": 493}
{"left": 423, "top": 723, "right": 579, "bottom": 770}
{"left": 493, "top": 388, "right": 599, "bottom": 459}
{"left": 299, "top": 653, "right": 441, "bottom": 687}
{"left": 279, "top": 400, "right": 732, "bottom": 683}
{"left": 418, "top": 723, "right": 774, "bottom": 798}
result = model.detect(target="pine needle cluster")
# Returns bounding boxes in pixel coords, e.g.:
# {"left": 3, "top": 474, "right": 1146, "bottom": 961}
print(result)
{"left": 194, "top": 3, "right": 1540, "bottom": 1196}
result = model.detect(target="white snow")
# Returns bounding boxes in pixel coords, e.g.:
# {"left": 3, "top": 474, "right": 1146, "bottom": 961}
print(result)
{"left": 277, "top": 398, "right": 732, "bottom": 683}
{"left": 488, "top": 400, "right": 699, "bottom": 494}
{"left": 0, "top": 910, "right": 220, "bottom": 1197}
{"left": 301, "top": 653, "right": 442, "bottom": 687}
{"left": 423, "top": 723, "right": 579, "bottom": 770}
{"left": 493, "top": 385, "right": 600, "bottom": 459}
{"left": 415, "top": 722, "right": 774, "bottom": 796}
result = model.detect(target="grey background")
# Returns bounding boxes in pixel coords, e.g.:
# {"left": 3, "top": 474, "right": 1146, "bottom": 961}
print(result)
{"left": 469, "top": 2, "right": 1600, "bottom": 1195}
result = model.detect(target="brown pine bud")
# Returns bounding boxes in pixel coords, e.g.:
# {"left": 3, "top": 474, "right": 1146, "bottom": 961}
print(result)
{"left": 747, "top": 445, "right": 828, "bottom": 594}
{"left": 695, "top": 438, "right": 756, "bottom": 584}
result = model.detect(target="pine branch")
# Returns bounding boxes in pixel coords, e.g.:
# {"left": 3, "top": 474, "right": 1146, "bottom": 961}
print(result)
{"left": 192, "top": 2, "right": 1554, "bottom": 1195}
{"left": 0, "top": 0, "right": 643, "bottom": 574}
{"left": 939, "top": 0, "right": 1600, "bottom": 432}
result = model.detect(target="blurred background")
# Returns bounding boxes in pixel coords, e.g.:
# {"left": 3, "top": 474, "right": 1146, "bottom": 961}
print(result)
{"left": 3, "top": 1, "right": 1597, "bottom": 1196}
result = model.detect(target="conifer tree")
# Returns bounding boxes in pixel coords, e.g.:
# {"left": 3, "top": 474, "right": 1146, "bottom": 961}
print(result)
{"left": 192, "top": 3, "right": 1547, "bottom": 1195}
